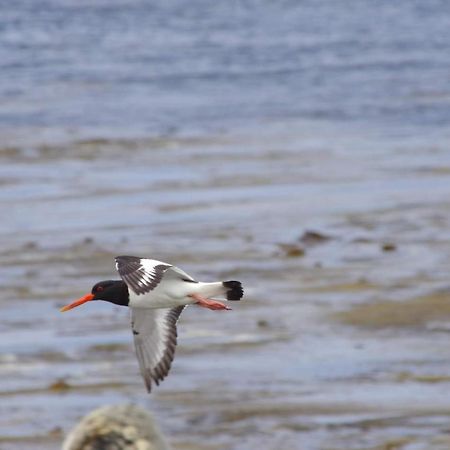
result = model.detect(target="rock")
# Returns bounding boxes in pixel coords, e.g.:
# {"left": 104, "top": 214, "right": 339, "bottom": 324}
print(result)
{"left": 298, "top": 230, "right": 331, "bottom": 246}
{"left": 257, "top": 319, "right": 269, "bottom": 328}
{"left": 381, "top": 242, "right": 396, "bottom": 252}
{"left": 48, "top": 379, "right": 71, "bottom": 392}
{"left": 277, "top": 243, "right": 305, "bottom": 258}
{"left": 62, "top": 404, "right": 171, "bottom": 450}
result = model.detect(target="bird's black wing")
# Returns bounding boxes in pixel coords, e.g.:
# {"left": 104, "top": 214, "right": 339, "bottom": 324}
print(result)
{"left": 115, "top": 255, "right": 172, "bottom": 295}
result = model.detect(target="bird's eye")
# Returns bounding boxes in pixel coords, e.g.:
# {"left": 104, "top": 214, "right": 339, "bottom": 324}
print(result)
{"left": 96, "top": 286, "right": 104, "bottom": 292}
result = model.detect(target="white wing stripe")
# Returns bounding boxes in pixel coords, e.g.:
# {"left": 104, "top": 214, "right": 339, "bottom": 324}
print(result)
{"left": 131, "top": 306, "right": 185, "bottom": 392}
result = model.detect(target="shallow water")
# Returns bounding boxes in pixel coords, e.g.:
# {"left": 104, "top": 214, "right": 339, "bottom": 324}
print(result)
{"left": 2, "top": 121, "right": 450, "bottom": 450}
{"left": 2, "top": 1, "right": 450, "bottom": 450}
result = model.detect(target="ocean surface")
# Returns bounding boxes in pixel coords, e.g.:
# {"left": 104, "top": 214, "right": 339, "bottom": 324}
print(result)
{"left": 1, "top": 1, "right": 450, "bottom": 449}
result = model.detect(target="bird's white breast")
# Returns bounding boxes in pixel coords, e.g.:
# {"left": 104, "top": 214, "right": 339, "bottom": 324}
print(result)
{"left": 128, "top": 280, "right": 196, "bottom": 309}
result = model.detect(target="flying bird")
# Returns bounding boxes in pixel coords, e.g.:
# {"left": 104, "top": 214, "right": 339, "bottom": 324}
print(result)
{"left": 60, "top": 255, "right": 244, "bottom": 392}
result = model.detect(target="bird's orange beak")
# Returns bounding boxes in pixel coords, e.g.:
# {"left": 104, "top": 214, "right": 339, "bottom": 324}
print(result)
{"left": 60, "top": 293, "right": 94, "bottom": 312}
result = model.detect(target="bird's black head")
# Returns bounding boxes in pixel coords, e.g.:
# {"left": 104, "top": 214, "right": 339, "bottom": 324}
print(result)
{"left": 60, "top": 280, "right": 129, "bottom": 312}
{"left": 91, "top": 280, "right": 129, "bottom": 306}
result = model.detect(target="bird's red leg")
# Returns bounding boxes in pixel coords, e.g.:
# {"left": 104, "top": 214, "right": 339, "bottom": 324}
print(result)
{"left": 189, "top": 293, "right": 231, "bottom": 310}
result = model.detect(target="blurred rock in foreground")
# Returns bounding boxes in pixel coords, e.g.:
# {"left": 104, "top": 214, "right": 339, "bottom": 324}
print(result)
{"left": 62, "top": 404, "right": 171, "bottom": 450}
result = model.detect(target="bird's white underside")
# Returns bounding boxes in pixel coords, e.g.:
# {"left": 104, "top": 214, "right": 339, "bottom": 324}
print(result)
{"left": 132, "top": 308, "right": 169, "bottom": 377}
{"left": 124, "top": 259, "right": 226, "bottom": 309}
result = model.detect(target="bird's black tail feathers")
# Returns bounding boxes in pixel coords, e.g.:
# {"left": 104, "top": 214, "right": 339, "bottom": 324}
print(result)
{"left": 222, "top": 281, "right": 244, "bottom": 301}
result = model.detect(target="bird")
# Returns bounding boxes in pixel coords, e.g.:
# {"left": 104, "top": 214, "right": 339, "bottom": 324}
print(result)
{"left": 60, "top": 255, "right": 244, "bottom": 392}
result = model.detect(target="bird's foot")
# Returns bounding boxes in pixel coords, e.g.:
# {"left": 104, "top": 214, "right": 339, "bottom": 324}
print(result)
{"left": 189, "top": 294, "right": 231, "bottom": 310}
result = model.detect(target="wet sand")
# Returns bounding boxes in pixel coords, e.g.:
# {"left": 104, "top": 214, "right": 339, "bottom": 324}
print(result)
{"left": 1, "top": 120, "right": 450, "bottom": 449}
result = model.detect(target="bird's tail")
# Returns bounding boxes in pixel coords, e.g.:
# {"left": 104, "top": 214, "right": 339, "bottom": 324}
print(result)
{"left": 222, "top": 280, "right": 244, "bottom": 300}
{"left": 194, "top": 281, "right": 244, "bottom": 301}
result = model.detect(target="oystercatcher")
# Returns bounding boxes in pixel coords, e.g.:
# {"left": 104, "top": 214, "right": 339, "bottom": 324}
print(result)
{"left": 60, "top": 256, "right": 244, "bottom": 392}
